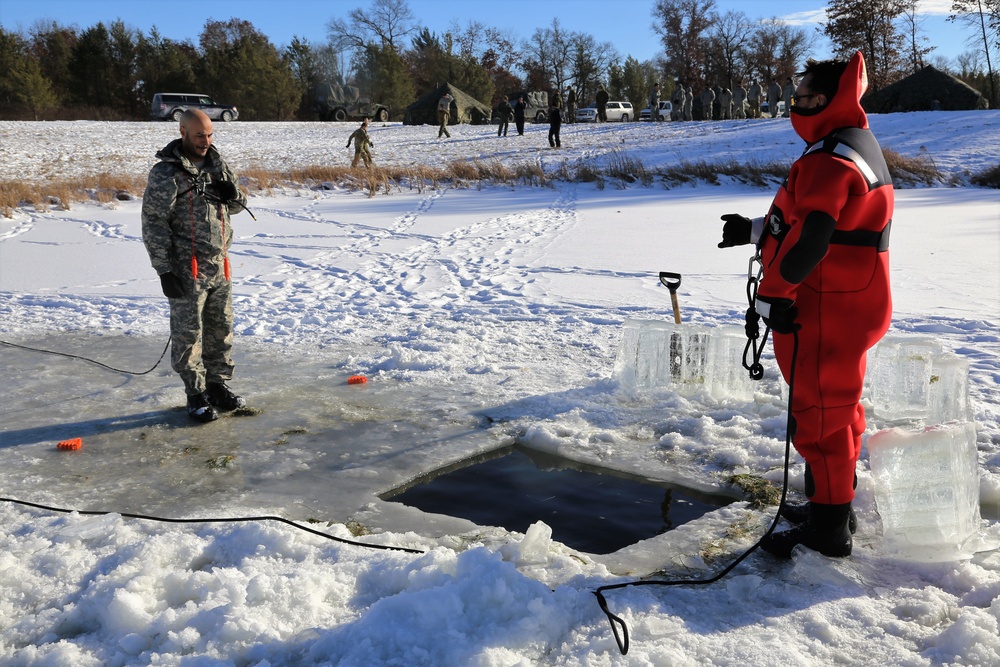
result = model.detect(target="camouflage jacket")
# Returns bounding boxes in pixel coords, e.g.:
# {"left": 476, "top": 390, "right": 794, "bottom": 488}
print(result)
{"left": 141, "top": 139, "right": 246, "bottom": 277}
{"left": 347, "top": 126, "right": 372, "bottom": 149}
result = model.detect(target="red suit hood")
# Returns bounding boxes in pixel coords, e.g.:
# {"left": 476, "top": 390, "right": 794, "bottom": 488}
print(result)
{"left": 790, "top": 51, "right": 870, "bottom": 144}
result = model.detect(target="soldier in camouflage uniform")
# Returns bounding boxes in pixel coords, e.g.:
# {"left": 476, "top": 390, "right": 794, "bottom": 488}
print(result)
{"left": 141, "top": 109, "right": 249, "bottom": 423}
{"left": 346, "top": 117, "right": 373, "bottom": 167}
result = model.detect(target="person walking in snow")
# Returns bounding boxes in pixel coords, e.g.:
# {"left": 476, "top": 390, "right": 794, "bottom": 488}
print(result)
{"left": 718, "top": 53, "right": 893, "bottom": 559}
{"left": 437, "top": 93, "right": 453, "bottom": 138}
{"left": 548, "top": 98, "right": 562, "bottom": 148}
{"left": 346, "top": 117, "right": 373, "bottom": 168}
{"left": 649, "top": 83, "right": 662, "bottom": 121}
{"left": 141, "top": 109, "right": 249, "bottom": 423}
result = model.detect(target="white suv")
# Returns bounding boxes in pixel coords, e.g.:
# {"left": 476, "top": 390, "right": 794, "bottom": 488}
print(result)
{"left": 576, "top": 101, "right": 634, "bottom": 122}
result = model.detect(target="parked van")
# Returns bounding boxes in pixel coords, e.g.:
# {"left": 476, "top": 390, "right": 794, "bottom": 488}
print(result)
{"left": 150, "top": 93, "right": 239, "bottom": 122}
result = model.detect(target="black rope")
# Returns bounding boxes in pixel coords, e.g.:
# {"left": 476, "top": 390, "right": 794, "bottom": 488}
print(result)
{"left": 0, "top": 336, "right": 171, "bottom": 376}
{"left": 593, "top": 328, "right": 800, "bottom": 655}
{"left": 0, "top": 495, "right": 425, "bottom": 555}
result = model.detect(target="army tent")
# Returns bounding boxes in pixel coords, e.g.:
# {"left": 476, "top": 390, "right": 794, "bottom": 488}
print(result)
{"left": 862, "top": 65, "right": 987, "bottom": 113}
{"left": 404, "top": 83, "right": 492, "bottom": 126}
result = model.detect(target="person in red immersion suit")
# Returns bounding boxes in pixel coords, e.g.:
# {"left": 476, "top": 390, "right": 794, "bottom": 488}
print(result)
{"left": 718, "top": 51, "right": 893, "bottom": 558}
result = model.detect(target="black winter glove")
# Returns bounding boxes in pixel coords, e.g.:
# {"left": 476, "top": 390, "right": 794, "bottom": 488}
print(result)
{"left": 755, "top": 296, "right": 800, "bottom": 334}
{"left": 718, "top": 213, "right": 753, "bottom": 248}
{"left": 213, "top": 180, "right": 239, "bottom": 203}
{"left": 159, "top": 271, "right": 186, "bottom": 299}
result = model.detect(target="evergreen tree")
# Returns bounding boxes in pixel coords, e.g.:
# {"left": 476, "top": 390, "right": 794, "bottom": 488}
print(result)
{"left": 70, "top": 23, "right": 115, "bottom": 110}
{"left": 823, "top": 0, "right": 910, "bottom": 91}
{"left": 199, "top": 19, "right": 299, "bottom": 120}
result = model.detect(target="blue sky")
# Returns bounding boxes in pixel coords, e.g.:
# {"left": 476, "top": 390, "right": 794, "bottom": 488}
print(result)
{"left": 0, "top": 0, "right": 973, "bottom": 65}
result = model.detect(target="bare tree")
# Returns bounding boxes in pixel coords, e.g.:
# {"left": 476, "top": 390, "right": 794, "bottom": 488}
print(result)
{"left": 326, "top": 0, "right": 418, "bottom": 52}
{"left": 650, "top": 0, "right": 717, "bottom": 90}
{"left": 949, "top": 0, "right": 999, "bottom": 107}
{"left": 709, "top": 10, "right": 755, "bottom": 87}
{"left": 900, "top": 0, "right": 935, "bottom": 73}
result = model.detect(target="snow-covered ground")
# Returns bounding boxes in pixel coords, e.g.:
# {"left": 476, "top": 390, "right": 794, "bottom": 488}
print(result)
{"left": 1, "top": 113, "right": 999, "bottom": 666}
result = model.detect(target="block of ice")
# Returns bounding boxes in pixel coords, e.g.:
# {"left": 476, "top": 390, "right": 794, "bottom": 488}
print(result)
{"left": 613, "top": 319, "right": 756, "bottom": 401}
{"left": 866, "top": 335, "right": 970, "bottom": 425}
{"left": 868, "top": 422, "right": 981, "bottom": 561}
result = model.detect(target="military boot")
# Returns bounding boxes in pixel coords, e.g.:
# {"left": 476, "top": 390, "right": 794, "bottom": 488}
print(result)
{"left": 762, "top": 502, "right": 853, "bottom": 559}
{"left": 206, "top": 381, "right": 246, "bottom": 412}
{"left": 780, "top": 501, "right": 857, "bottom": 534}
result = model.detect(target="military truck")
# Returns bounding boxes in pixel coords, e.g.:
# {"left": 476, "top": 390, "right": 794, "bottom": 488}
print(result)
{"left": 315, "top": 83, "right": 390, "bottom": 122}
{"left": 504, "top": 91, "right": 550, "bottom": 123}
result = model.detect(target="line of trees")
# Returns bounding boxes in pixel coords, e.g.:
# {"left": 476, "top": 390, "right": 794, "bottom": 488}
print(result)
{"left": 0, "top": 0, "right": 996, "bottom": 122}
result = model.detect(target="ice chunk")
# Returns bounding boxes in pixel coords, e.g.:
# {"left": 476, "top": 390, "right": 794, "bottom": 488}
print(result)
{"left": 866, "top": 335, "right": 970, "bottom": 424}
{"left": 516, "top": 521, "right": 553, "bottom": 564}
{"left": 613, "top": 319, "right": 756, "bottom": 401}
{"left": 54, "top": 512, "right": 121, "bottom": 542}
{"left": 868, "top": 422, "right": 981, "bottom": 561}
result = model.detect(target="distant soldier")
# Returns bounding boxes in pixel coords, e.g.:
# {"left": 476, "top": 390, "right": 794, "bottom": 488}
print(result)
{"left": 346, "top": 117, "right": 373, "bottom": 168}
{"left": 713, "top": 84, "right": 723, "bottom": 119}
{"left": 548, "top": 97, "right": 562, "bottom": 148}
{"left": 700, "top": 86, "right": 715, "bottom": 121}
{"left": 783, "top": 77, "right": 795, "bottom": 117}
{"left": 596, "top": 85, "right": 610, "bottom": 122}
{"left": 719, "top": 87, "right": 733, "bottom": 120}
{"left": 649, "top": 83, "right": 662, "bottom": 121}
{"left": 767, "top": 79, "right": 782, "bottom": 118}
{"left": 437, "top": 93, "right": 453, "bottom": 138}
{"left": 671, "top": 83, "right": 683, "bottom": 121}
{"left": 684, "top": 85, "right": 693, "bottom": 121}
{"left": 496, "top": 97, "right": 513, "bottom": 137}
{"left": 734, "top": 82, "right": 748, "bottom": 119}
{"left": 748, "top": 79, "right": 762, "bottom": 118}
{"left": 566, "top": 85, "right": 577, "bottom": 123}
{"left": 513, "top": 96, "right": 526, "bottom": 135}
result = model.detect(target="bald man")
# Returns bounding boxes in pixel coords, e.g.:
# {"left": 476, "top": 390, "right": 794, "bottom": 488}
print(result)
{"left": 141, "top": 109, "right": 249, "bottom": 422}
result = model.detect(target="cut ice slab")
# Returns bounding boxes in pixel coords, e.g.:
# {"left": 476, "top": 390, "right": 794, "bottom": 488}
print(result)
{"left": 866, "top": 334, "right": 970, "bottom": 425}
{"left": 613, "top": 319, "right": 757, "bottom": 401}
{"left": 868, "top": 421, "right": 982, "bottom": 561}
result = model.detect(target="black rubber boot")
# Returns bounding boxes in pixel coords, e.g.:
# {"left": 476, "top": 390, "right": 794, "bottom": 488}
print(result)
{"left": 780, "top": 501, "right": 857, "bottom": 534}
{"left": 206, "top": 382, "right": 246, "bottom": 411}
{"left": 762, "top": 502, "right": 853, "bottom": 559}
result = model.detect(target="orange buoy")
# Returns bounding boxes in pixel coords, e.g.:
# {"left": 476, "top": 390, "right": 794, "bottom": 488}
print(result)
{"left": 347, "top": 375, "right": 368, "bottom": 385}
{"left": 58, "top": 437, "right": 82, "bottom": 451}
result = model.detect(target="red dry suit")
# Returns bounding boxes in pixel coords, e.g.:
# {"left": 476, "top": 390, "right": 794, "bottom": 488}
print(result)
{"left": 757, "top": 51, "right": 893, "bottom": 505}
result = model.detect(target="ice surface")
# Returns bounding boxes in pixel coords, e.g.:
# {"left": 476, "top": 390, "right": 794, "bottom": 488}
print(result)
{"left": 612, "top": 319, "right": 757, "bottom": 401}
{"left": 868, "top": 422, "right": 981, "bottom": 561}
{"left": 866, "top": 335, "right": 971, "bottom": 425}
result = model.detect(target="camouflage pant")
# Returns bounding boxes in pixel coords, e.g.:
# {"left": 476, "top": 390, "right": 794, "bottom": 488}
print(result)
{"left": 438, "top": 110, "right": 451, "bottom": 137}
{"left": 169, "top": 258, "right": 235, "bottom": 395}
{"left": 352, "top": 145, "right": 372, "bottom": 168}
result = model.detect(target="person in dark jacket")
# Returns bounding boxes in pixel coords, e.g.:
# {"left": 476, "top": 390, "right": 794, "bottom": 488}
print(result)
{"left": 565, "top": 86, "right": 577, "bottom": 123}
{"left": 595, "top": 85, "right": 609, "bottom": 122}
{"left": 718, "top": 53, "right": 893, "bottom": 559}
{"left": 496, "top": 98, "right": 513, "bottom": 137}
{"left": 548, "top": 100, "right": 562, "bottom": 148}
{"left": 141, "top": 109, "right": 249, "bottom": 423}
{"left": 513, "top": 96, "right": 526, "bottom": 135}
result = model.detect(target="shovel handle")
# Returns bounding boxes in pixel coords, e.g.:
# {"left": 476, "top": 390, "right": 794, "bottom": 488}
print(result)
{"left": 659, "top": 272, "right": 682, "bottom": 324}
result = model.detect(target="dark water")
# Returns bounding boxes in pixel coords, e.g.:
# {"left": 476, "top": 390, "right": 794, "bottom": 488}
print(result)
{"left": 382, "top": 446, "right": 732, "bottom": 554}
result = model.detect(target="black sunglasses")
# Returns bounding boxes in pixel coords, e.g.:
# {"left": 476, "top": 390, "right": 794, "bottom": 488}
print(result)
{"left": 792, "top": 93, "right": 819, "bottom": 104}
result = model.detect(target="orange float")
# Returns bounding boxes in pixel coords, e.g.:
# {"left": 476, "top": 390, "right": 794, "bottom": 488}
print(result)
{"left": 58, "top": 437, "right": 83, "bottom": 451}
{"left": 347, "top": 375, "right": 368, "bottom": 385}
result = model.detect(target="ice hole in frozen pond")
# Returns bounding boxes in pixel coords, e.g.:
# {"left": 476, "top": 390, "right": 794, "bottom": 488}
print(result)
{"left": 380, "top": 445, "right": 734, "bottom": 555}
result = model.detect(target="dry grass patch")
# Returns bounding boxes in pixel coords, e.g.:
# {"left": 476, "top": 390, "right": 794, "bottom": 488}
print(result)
{"left": 883, "top": 147, "right": 942, "bottom": 186}
{"left": 971, "top": 161, "right": 1000, "bottom": 188}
